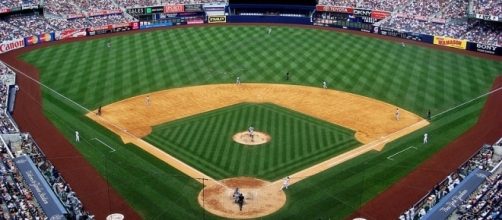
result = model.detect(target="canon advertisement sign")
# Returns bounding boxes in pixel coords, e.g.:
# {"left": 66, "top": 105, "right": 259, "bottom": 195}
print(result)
{"left": 0, "top": 38, "right": 25, "bottom": 54}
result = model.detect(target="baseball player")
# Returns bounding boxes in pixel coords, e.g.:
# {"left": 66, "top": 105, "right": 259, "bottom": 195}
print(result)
{"left": 322, "top": 81, "right": 327, "bottom": 89}
{"left": 146, "top": 95, "right": 150, "bottom": 105}
{"left": 395, "top": 108, "right": 400, "bottom": 121}
{"left": 423, "top": 133, "right": 428, "bottom": 144}
{"left": 75, "top": 131, "right": 80, "bottom": 142}
{"left": 281, "top": 176, "right": 290, "bottom": 190}
{"left": 236, "top": 76, "right": 241, "bottom": 85}
{"left": 401, "top": 42, "right": 406, "bottom": 47}
{"left": 267, "top": 27, "right": 272, "bottom": 35}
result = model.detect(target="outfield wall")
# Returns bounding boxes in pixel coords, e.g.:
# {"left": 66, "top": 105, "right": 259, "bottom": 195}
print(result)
{"left": 0, "top": 4, "right": 501, "bottom": 56}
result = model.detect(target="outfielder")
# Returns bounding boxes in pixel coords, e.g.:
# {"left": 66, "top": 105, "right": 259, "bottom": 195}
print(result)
{"left": 322, "top": 81, "right": 327, "bottom": 89}
{"left": 236, "top": 76, "right": 241, "bottom": 85}
{"left": 268, "top": 27, "right": 272, "bottom": 35}
{"left": 423, "top": 133, "right": 428, "bottom": 144}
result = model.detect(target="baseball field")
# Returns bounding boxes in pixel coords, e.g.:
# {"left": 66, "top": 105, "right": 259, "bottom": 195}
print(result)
{"left": 2, "top": 25, "right": 502, "bottom": 219}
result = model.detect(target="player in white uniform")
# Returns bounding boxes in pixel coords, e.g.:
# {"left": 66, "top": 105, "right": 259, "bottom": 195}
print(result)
{"left": 281, "top": 176, "right": 290, "bottom": 190}
{"left": 322, "top": 81, "right": 327, "bottom": 89}
{"left": 423, "top": 133, "right": 428, "bottom": 144}
{"left": 75, "top": 131, "right": 80, "bottom": 142}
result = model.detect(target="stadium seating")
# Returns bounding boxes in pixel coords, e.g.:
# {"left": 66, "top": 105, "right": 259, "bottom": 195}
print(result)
{"left": 0, "top": 62, "right": 94, "bottom": 219}
{"left": 400, "top": 143, "right": 502, "bottom": 220}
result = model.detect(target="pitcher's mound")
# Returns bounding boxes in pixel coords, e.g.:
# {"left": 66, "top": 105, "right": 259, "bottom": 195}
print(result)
{"left": 198, "top": 177, "right": 286, "bottom": 219}
{"left": 233, "top": 131, "right": 271, "bottom": 145}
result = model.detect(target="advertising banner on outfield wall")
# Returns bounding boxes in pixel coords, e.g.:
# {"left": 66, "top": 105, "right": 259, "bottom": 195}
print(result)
{"left": 315, "top": 5, "right": 353, "bottom": 13}
{"left": 24, "top": 32, "right": 56, "bottom": 46}
{"left": 184, "top": 4, "right": 203, "bottom": 12}
{"left": 371, "top": 10, "right": 390, "bottom": 19}
{"left": 57, "top": 29, "right": 87, "bottom": 40}
{"left": 466, "top": 42, "right": 502, "bottom": 56}
{"left": 130, "top": 22, "right": 140, "bottom": 30}
{"left": 164, "top": 4, "right": 184, "bottom": 13}
{"left": 433, "top": 36, "right": 467, "bottom": 49}
{"left": 0, "top": 38, "right": 24, "bottom": 54}
{"left": 208, "top": 15, "right": 226, "bottom": 23}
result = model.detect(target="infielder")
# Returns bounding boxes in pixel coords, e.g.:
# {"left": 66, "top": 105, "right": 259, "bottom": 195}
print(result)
{"left": 146, "top": 95, "right": 150, "bottom": 105}
{"left": 423, "top": 133, "right": 428, "bottom": 144}
{"left": 322, "top": 81, "right": 327, "bottom": 89}
{"left": 395, "top": 108, "right": 400, "bottom": 121}
{"left": 281, "top": 176, "right": 290, "bottom": 190}
{"left": 236, "top": 76, "right": 241, "bottom": 85}
{"left": 75, "top": 131, "right": 80, "bottom": 142}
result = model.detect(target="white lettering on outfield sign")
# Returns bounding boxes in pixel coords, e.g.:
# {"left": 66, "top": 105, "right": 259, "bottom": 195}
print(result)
{"left": 477, "top": 43, "right": 497, "bottom": 51}
{"left": 353, "top": 9, "right": 371, "bottom": 17}
{"left": 0, "top": 38, "right": 25, "bottom": 54}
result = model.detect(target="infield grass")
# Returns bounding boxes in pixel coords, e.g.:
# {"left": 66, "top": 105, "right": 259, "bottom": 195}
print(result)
{"left": 145, "top": 103, "right": 360, "bottom": 180}
{"left": 19, "top": 25, "right": 502, "bottom": 219}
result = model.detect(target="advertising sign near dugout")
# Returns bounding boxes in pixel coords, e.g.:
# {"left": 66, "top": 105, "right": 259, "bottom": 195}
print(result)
{"left": 208, "top": 16, "right": 226, "bottom": 23}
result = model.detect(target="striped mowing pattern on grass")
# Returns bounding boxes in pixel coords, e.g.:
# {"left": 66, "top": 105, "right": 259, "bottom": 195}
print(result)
{"left": 22, "top": 26, "right": 502, "bottom": 117}
{"left": 145, "top": 103, "right": 360, "bottom": 180}
{"left": 17, "top": 25, "right": 502, "bottom": 219}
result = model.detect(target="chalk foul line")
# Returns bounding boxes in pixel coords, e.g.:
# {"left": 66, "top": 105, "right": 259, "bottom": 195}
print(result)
{"left": 91, "top": 138, "right": 116, "bottom": 153}
{"left": 387, "top": 146, "right": 417, "bottom": 161}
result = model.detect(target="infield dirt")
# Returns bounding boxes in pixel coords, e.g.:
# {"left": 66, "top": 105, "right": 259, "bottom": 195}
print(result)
{"left": 87, "top": 83, "right": 428, "bottom": 218}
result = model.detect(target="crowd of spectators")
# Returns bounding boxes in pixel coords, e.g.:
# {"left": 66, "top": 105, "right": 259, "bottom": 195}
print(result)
{"left": 381, "top": 17, "right": 467, "bottom": 37}
{"left": 358, "top": 0, "right": 408, "bottom": 12}
{"left": 73, "top": 0, "right": 120, "bottom": 12}
{"left": 1, "top": 0, "right": 39, "bottom": 8}
{"left": 87, "top": 14, "right": 130, "bottom": 27}
{"left": 0, "top": 63, "right": 94, "bottom": 219}
{"left": 43, "top": 0, "right": 84, "bottom": 18}
{"left": 457, "top": 173, "right": 501, "bottom": 219}
{"left": 400, "top": 144, "right": 501, "bottom": 220}
{"left": 7, "top": 15, "right": 59, "bottom": 35}
{"left": 463, "top": 21, "right": 502, "bottom": 46}
{"left": 115, "top": 0, "right": 160, "bottom": 8}
{"left": 400, "top": 0, "right": 452, "bottom": 17}
{"left": 0, "top": 145, "right": 46, "bottom": 219}
{"left": 0, "top": 20, "right": 30, "bottom": 42}
{"left": 19, "top": 133, "right": 94, "bottom": 219}
{"left": 0, "top": 63, "right": 17, "bottom": 135}
{"left": 474, "top": 0, "right": 502, "bottom": 17}
{"left": 0, "top": 63, "right": 46, "bottom": 219}
{"left": 317, "top": 0, "right": 356, "bottom": 7}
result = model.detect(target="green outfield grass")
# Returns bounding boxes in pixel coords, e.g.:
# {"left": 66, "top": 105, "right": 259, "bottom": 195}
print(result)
{"left": 20, "top": 25, "right": 502, "bottom": 219}
{"left": 145, "top": 103, "right": 360, "bottom": 180}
